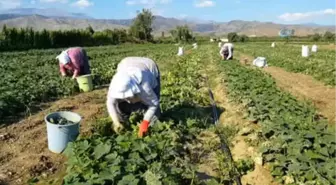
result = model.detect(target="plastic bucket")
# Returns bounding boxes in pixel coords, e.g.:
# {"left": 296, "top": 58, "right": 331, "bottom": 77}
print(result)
{"left": 76, "top": 74, "right": 93, "bottom": 92}
{"left": 302, "top": 45, "right": 310, "bottom": 57}
{"left": 45, "top": 111, "right": 81, "bottom": 153}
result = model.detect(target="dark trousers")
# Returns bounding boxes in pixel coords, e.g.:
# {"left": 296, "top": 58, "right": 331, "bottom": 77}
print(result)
{"left": 116, "top": 68, "right": 161, "bottom": 124}
{"left": 80, "top": 49, "right": 91, "bottom": 75}
{"left": 223, "top": 49, "right": 234, "bottom": 60}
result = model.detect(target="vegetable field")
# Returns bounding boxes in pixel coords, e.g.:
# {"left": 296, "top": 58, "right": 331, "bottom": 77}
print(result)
{"left": 0, "top": 43, "right": 335, "bottom": 185}
{"left": 0, "top": 44, "right": 172, "bottom": 122}
{"left": 236, "top": 43, "right": 335, "bottom": 86}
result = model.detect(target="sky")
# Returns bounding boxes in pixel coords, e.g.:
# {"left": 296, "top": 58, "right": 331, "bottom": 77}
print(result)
{"left": 0, "top": 0, "right": 335, "bottom": 25}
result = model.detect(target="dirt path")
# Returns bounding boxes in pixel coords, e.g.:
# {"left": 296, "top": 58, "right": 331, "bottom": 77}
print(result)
{"left": 0, "top": 89, "right": 107, "bottom": 185}
{"left": 238, "top": 53, "right": 335, "bottom": 124}
{"left": 318, "top": 44, "right": 335, "bottom": 51}
{"left": 204, "top": 47, "right": 278, "bottom": 185}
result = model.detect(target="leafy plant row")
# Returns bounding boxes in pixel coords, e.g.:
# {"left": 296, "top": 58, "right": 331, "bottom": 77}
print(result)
{"left": 218, "top": 59, "right": 335, "bottom": 185}
{"left": 62, "top": 49, "right": 239, "bottom": 185}
{"left": 237, "top": 43, "right": 335, "bottom": 86}
{"left": 0, "top": 44, "right": 172, "bottom": 121}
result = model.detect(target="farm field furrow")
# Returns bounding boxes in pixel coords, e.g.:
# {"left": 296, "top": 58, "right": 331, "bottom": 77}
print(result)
{"left": 0, "top": 44, "right": 174, "bottom": 124}
{"left": 236, "top": 43, "right": 335, "bottom": 86}
{"left": 0, "top": 43, "right": 335, "bottom": 185}
{"left": 60, "top": 46, "right": 246, "bottom": 185}
{"left": 213, "top": 44, "right": 336, "bottom": 185}
{"left": 1, "top": 45, "right": 253, "bottom": 185}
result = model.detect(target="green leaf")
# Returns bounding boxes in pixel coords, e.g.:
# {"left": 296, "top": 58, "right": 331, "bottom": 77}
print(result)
{"left": 144, "top": 170, "right": 162, "bottom": 185}
{"left": 305, "top": 170, "right": 316, "bottom": 181}
{"left": 99, "top": 166, "right": 121, "bottom": 180}
{"left": 94, "top": 143, "right": 111, "bottom": 159}
{"left": 117, "top": 174, "right": 139, "bottom": 185}
{"left": 105, "top": 152, "right": 118, "bottom": 160}
{"left": 203, "top": 179, "right": 222, "bottom": 185}
{"left": 319, "top": 147, "right": 329, "bottom": 157}
{"left": 305, "top": 150, "right": 327, "bottom": 161}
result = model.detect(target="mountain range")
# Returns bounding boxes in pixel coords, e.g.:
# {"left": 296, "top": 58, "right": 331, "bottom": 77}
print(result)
{"left": 0, "top": 8, "right": 334, "bottom": 36}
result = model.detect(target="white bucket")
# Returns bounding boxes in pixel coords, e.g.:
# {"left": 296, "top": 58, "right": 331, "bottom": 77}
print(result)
{"left": 312, "top": 45, "right": 318, "bottom": 52}
{"left": 271, "top": 42, "right": 275, "bottom": 48}
{"left": 45, "top": 111, "right": 81, "bottom": 153}
{"left": 302, "top": 45, "right": 310, "bottom": 57}
{"left": 177, "top": 47, "right": 184, "bottom": 56}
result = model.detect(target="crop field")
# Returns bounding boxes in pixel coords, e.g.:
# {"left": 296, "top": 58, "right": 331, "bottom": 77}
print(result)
{"left": 0, "top": 43, "right": 335, "bottom": 185}
{"left": 236, "top": 43, "right": 335, "bottom": 86}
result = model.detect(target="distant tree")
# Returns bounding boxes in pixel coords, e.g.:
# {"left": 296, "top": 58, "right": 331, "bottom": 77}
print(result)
{"left": 86, "top": 25, "right": 95, "bottom": 35}
{"left": 2, "top": 24, "right": 8, "bottom": 36}
{"left": 227, "top": 32, "right": 239, "bottom": 42}
{"left": 129, "top": 9, "right": 154, "bottom": 41}
{"left": 311, "top": 33, "right": 321, "bottom": 41}
{"left": 8, "top": 27, "right": 18, "bottom": 47}
{"left": 170, "top": 25, "right": 193, "bottom": 43}
{"left": 239, "top": 34, "right": 249, "bottom": 42}
{"left": 324, "top": 31, "right": 335, "bottom": 42}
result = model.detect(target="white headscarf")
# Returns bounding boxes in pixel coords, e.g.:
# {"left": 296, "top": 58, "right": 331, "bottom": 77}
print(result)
{"left": 109, "top": 72, "right": 141, "bottom": 99}
{"left": 56, "top": 51, "right": 71, "bottom": 65}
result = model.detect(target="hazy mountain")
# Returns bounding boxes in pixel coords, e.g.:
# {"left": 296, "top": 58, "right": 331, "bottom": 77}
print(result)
{"left": 1, "top": 8, "right": 92, "bottom": 19}
{"left": 0, "top": 10, "right": 334, "bottom": 36}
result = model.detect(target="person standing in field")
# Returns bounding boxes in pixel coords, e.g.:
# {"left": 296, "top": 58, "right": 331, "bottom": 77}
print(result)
{"left": 56, "top": 47, "right": 91, "bottom": 79}
{"left": 219, "top": 42, "right": 234, "bottom": 60}
{"left": 106, "top": 57, "right": 161, "bottom": 137}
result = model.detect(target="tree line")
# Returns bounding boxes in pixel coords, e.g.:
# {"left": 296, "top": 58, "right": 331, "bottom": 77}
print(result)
{"left": 0, "top": 26, "right": 132, "bottom": 51}
{"left": 308, "top": 31, "right": 335, "bottom": 42}
{"left": 0, "top": 9, "right": 196, "bottom": 51}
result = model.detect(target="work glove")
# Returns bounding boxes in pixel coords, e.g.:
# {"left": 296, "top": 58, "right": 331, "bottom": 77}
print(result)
{"left": 138, "top": 120, "right": 150, "bottom": 138}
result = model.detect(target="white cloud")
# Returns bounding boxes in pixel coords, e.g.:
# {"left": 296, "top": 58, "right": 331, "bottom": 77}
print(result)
{"left": 125, "top": 0, "right": 172, "bottom": 7}
{"left": 278, "top": 9, "right": 336, "bottom": 22}
{"left": 40, "top": 0, "right": 68, "bottom": 3}
{"left": 126, "top": 0, "right": 136, "bottom": 5}
{"left": 0, "top": 0, "right": 21, "bottom": 9}
{"left": 195, "top": 0, "right": 215, "bottom": 8}
{"left": 71, "top": 0, "right": 93, "bottom": 9}
{"left": 31, "top": 0, "right": 36, "bottom": 4}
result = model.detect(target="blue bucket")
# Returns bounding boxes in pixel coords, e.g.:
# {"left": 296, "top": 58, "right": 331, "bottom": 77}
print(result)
{"left": 45, "top": 111, "right": 81, "bottom": 154}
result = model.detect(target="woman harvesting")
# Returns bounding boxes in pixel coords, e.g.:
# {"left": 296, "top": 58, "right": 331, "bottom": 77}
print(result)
{"left": 106, "top": 57, "right": 161, "bottom": 137}
{"left": 56, "top": 47, "right": 91, "bottom": 79}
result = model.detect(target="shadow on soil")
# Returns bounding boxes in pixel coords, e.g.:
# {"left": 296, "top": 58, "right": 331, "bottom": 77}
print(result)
{"left": 161, "top": 104, "right": 225, "bottom": 125}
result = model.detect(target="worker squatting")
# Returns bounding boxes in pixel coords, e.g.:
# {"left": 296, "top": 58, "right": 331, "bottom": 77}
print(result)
{"left": 55, "top": 42, "right": 234, "bottom": 137}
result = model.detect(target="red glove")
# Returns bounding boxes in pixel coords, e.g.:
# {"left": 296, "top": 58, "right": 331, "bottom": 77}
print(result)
{"left": 138, "top": 120, "right": 150, "bottom": 138}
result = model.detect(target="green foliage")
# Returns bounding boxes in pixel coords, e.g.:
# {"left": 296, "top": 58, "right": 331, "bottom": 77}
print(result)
{"left": 86, "top": 25, "right": 95, "bottom": 35}
{"left": 323, "top": 31, "right": 335, "bottom": 42}
{"left": 219, "top": 59, "right": 336, "bottom": 185}
{"left": 227, "top": 32, "right": 240, "bottom": 42}
{"left": 239, "top": 35, "right": 249, "bottom": 42}
{"left": 226, "top": 32, "right": 248, "bottom": 43}
{"left": 237, "top": 43, "right": 335, "bottom": 85}
{"left": 170, "top": 25, "right": 194, "bottom": 43}
{"left": 235, "top": 158, "right": 255, "bottom": 175}
{"left": 62, "top": 47, "right": 238, "bottom": 185}
{"left": 311, "top": 33, "right": 322, "bottom": 41}
{"left": 0, "top": 25, "right": 130, "bottom": 51}
{"left": 0, "top": 44, "right": 174, "bottom": 122}
{"left": 129, "top": 9, "right": 154, "bottom": 41}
